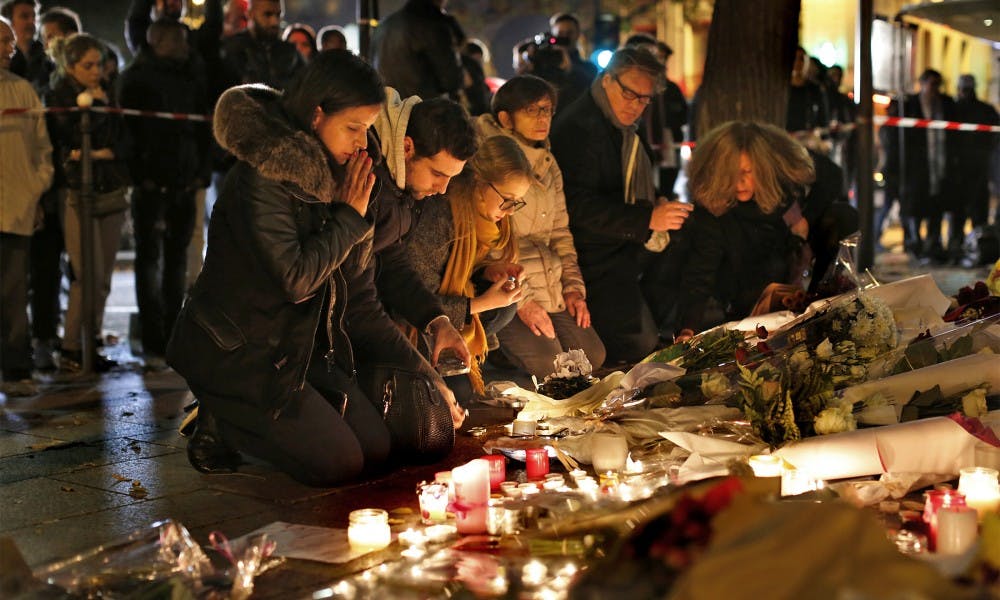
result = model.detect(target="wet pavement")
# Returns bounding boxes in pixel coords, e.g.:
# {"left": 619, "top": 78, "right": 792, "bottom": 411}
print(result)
{"left": 0, "top": 231, "right": 993, "bottom": 596}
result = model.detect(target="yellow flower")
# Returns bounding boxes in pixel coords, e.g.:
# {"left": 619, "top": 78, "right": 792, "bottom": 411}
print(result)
{"left": 980, "top": 512, "right": 1000, "bottom": 569}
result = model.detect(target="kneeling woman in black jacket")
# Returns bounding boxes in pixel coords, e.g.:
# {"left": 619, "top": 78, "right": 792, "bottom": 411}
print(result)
{"left": 167, "top": 51, "right": 407, "bottom": 486}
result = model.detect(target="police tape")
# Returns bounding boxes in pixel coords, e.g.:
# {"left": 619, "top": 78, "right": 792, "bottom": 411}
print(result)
{"left": 2, "top": 105, "right": 997, "bottom": 133}
{"left": 0, "top": 105, "right": 211, "bottom": 122}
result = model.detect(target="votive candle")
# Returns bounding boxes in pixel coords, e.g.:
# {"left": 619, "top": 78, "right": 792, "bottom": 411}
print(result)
{"left": 417, "top": 481, "right": 449, "bottom": 524}
{"left": 957, "top": 467, "right": 1000, "bottom": 520}
{"left": 435, "top": 471, "right": 456, "bottom": 503}
{"left": 748, "top": 454, "right": 783, "bottom": 478}
{"left": 525, "top": 447, "right": 550, "bottom": 479}
{"left": 347, "top": 508, "right": 391, "bottom": 553}
{"left": 481, "top": 454, "right": 507, "bottom": 491}
{"left": 936, "top": 506, "right": 979, "bottom": 555}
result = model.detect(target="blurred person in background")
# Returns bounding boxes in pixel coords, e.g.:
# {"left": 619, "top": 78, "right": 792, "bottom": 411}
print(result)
{"left": 1, "top": 16, "right": 53, "bottom": 396}
{"left": 118, "top": 18, "right": 212, "bottom": 370}
{"left": 46, "top": 34, "right": 130, "bottom": 372}
{"left": 282, "top": 22, "right": 315, "bottom": 63}
{"left": 371, "top": 0, "right": 463, "bottom": 100}
{"left": 1, "top": 0, "right": 49, "bottom": 93}
{"left": 317, "top": 24, "right": 347, "bottom": 52}
{"left": 624, "top": 34, "right": 688, "bottom": 197}
{"left": 953, "top": 74, "right": 999, "bottom": 256}
{"left": 220, "top": 0, "right": 302, "bottom": 90}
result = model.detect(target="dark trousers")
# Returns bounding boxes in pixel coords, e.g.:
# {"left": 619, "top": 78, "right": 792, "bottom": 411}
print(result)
{"left": 1, "top": 233, "right": 32, "bottom": 379}
{"left": 198, "top": 359, "right": 391, "bottom": 487}
{"left": 957, "top": 168, "right": 991, "bottom": 229}
{"left": 589, "top": 264, "right": 659, "bottom": 364}
{"left": 29, "top": 197, "right": 64, "bottom": 341}
{"left": 132, "top": 187, "right": 197, "bottom": 356}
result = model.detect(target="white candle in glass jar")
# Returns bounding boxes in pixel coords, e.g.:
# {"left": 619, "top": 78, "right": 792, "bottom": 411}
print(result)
{"left": 958, "top": 466, "right": 1000, "bottom": 519}
{"left": 748, "top": 454, "right": 783, "bottom": 478}
{"left": 347, "top": 508, "right": 391, "bottom": 552}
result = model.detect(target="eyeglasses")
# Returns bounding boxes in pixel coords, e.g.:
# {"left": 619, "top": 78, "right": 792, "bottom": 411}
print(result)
{"left": 612, "top": 74, "right": 654, "bottom": 106}
{"left": 521, "top": 104, "right": 554, "bottom": 119}
{"left": 488, "top": 182, "right": 527, "bottom": 213}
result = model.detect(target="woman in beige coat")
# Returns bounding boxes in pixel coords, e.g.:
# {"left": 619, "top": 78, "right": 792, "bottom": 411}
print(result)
{"left": 476, "top": 75, "right": 605, "bottom": 378}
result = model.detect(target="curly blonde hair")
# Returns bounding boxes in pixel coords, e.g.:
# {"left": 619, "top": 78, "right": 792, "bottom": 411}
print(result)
{"left": 687, "top": 121, "right": 815, "bottom": 217}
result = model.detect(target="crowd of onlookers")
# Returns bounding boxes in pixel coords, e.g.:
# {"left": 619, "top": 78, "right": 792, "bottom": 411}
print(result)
{"left": 1, "top": 0, "right": 997, "bottom": 478}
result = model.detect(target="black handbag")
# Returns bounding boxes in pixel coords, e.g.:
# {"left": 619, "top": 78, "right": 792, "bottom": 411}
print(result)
{"left": 363, "top": 366, "right": 455, "bottom": 460}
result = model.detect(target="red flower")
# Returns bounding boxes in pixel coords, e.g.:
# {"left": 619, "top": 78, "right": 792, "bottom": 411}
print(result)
{"left": 756, "top": 325, "right": 769, "bottom": 340}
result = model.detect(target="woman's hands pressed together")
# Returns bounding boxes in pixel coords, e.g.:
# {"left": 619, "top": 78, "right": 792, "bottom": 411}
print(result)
{"left": 340, "top": 149, "right": 375, "bottom": 216}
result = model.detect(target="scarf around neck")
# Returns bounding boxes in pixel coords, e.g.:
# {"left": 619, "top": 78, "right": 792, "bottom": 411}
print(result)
{"left": 438, "top": 188, "right": 514, "bottom": 394}
{"left": 590, "top": 77, "right": 668, "bottom": 251}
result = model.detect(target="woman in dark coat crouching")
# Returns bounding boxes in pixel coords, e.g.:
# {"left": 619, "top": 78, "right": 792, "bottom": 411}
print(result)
{"left": 166, "top": 51, "right": 396, "bottom": 486}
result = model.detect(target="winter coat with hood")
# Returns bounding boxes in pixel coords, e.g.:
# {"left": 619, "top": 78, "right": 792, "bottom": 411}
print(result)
{"left": 165, "top": 85, "right": 371, "bottom": 431}
{"left": 345, "top": 87, "right": 448, "bottom": 334}
{"left": 476, "top": 113, "right": 585, "bottom": 313}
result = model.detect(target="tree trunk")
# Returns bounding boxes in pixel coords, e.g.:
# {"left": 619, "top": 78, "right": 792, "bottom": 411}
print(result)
{"left": 695, "top": 0, "right": 801, "bottom": 137}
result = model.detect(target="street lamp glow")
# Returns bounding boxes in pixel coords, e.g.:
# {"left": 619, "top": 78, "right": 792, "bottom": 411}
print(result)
{"left": 593, "top": 49, "right": 614, "bottom": 69}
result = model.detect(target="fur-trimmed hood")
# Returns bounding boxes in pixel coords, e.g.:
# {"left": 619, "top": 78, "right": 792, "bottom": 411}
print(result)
{"left": 214, "top": 84, "right": 337, "bottom": 203}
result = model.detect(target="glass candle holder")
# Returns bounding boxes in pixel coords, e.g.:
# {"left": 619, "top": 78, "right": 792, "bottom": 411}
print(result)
{"left": 525, "top": 447, "right": 550, "bottom": 480}
{"left": 922, "top": 489, "right": 966, "bottom": 552}
{"left": 748, "top": 454, "right": 783, "bottom": 478}
{"left": 936, "top": 506, "right": 978, "bottom": 555}
{"left": 417, "top": 481, "right": 450, "bottom": 524}
{"left": 957, "top": 466, "right": 1000, "bottom": 520}
{"left": 481, "top": 454, "right": 507, "bottom": 491}
{"left": 348, "top": 508, "right": 391, "bottom": 553}
{"left": 591, "top": 433, "right": 628, "bottom": 473}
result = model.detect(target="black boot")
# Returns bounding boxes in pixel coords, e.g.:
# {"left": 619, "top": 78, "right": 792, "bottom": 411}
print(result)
{"left": 187, "top": 406, "right": 241, "bottom": 474}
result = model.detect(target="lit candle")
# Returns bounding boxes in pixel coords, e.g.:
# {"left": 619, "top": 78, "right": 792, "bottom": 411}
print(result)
{"left": 958, "top": 467, "right": 1000, "bottom": 520}
{"left": 748, "top": 454, "right": 783, "bottom": 478}
{"left": 780, "top": 469, "right": 825, "bottom": 496}
{"left": 522, "top": 560, "right": 548, "bottom": 587}
{"left": 525, "top": 447, "right": 550, "bottom": 480}
{"left": 591, "top": 433, "right": 628, "bottom": 473}
{"left": 936, "top": 506, "right": 979, "bottom": 555}
{"left": 922, "top": 489, "right": 967, "bottom": 552}
{"left": 452, "top": 459, "right": 491, "bottom": 534}
{"left": 347, "top": 508, "right": 391, "bottom": 553}
{"left": 417, "top": 481, "right": 449, "bottom": 524}
{"left": 481, "top": 454, "right": 507, "bottom": 491}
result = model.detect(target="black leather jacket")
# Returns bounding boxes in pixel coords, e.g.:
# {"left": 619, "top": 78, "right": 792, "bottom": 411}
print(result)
{"left": 166, "top": 86, "right": 371, "bottom": 430}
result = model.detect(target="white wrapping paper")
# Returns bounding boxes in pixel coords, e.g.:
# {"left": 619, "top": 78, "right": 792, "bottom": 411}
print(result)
{"left": 774, "top": 417, "right": 982, "bottom": 480}
{"left": 840, "top": 353, "right": 1000, "bottom": 418}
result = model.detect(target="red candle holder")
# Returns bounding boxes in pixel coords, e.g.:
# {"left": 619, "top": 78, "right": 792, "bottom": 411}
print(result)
{"left": 525, "top": 448, "right": 549, "bottom": 480}
{"left": 481, "top": 454, "right": 506, "bottom": 491}
{"left": 923, "top": 488, "right": 966, "bottom": 552}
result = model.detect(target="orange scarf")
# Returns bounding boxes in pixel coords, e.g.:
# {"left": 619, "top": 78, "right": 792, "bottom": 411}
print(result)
{"left": 439, "top": 190, "right": 515, "bottom": 394}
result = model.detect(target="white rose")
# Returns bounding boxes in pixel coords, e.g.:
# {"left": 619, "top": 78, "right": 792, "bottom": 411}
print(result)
{"left": 814, "top": 406, "right": 857, "bottom": 435}
{"left": 815, "top": 338, "right": 834, "bottom": 360}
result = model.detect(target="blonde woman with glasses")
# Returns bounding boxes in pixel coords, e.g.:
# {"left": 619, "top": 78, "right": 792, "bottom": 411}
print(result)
{"left": 404, "top": 135, "right": 530, "bottom": 396}
{"left": 476, "top": 75, "right": 605, "bottom": 379}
